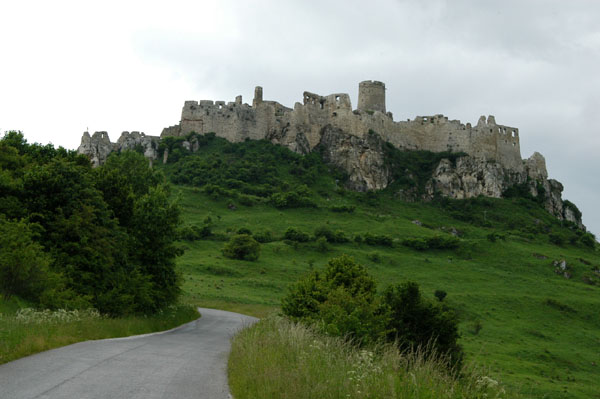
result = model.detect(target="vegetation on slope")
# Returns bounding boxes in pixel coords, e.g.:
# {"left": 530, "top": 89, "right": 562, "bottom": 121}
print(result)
{"left": 154, "top": 136, "right": 598, "bottom": 399}
{"left": 0, "top": 131, "right": 182, "bottom": 315}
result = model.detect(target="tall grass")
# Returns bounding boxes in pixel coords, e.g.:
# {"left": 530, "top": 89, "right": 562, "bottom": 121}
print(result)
{"left": 229, "top": 315, "right": 512, "bottom": 399}
{"left": 0, "top": 304, "right": 199, "bottom": 364}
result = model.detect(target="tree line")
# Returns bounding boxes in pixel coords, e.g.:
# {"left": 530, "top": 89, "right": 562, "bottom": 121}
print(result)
{"left": 0, "top": 132, "right": 181, "bottom": 315}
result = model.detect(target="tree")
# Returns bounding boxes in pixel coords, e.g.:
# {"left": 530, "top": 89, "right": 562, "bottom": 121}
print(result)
{"left": 0, "top": 217, "right": 52, "bottom": 301}
{"left": 222, "top": 234, "right": 261, "bottom": 261}
{"left": 382, "top": 282, "right": 463, "bottom": 369}
{"left": 282, "top": 255, "right": 387, "bottom": 344}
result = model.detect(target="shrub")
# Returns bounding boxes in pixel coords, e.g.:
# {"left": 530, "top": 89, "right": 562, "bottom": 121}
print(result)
{"left": 486, "top": 232, "right": 497, "bottom": 242}
{"left": 549, "top": 233, "right": 564, "bottom": 246}
{"left": 222, "top": 234, "right": 261, "bottom": 261}
{"left": 364, "top": 233, "right": 393, "bottom": 247}
{"left": 382, "top": 282, "right": 463, "bottom": 369}
{"left": 179, "top": 224, "right": 211, "bottom": 241}
{"left": 402, "top": 235, "right": 460, "bottom": 251}
{"left": 367, "top": 252, "right": 382, "bottom": 263}
{"left": 282, "top": 255, "right": 463, "bottom": 362}
{"left": 281, "top": 255, "right": 385, "bottom": 344}
{"left": 237, "top": 227, "right": 252, "bottom": 235}
{"left": 580, "top": 232, "right": 596, "bottom": 249}
{"left": 284, "top": 227, "right": 311, "bottom": 243}
{"left": 434, "top": 290, "right": 447, "bottom": 302}
{"left": 270, "top": 186, "right": 316, "bottom": 209}
{"left": 329, "top": 205, "right": 355, "bottom": 213}
{"left": 314, "top": 226, "right": 334, "bottom": 241}
{"left": 253, "top": 230, "right": 274, "bottom": 243}
{"left": 316, "top": 236, "right": 329, "bottom": 253}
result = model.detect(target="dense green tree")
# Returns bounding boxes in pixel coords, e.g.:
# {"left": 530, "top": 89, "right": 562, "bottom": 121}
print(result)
{"left": 0, "top": 133, "right": 182, "bottom": 315}
{"left": 282, "top": 255, "right": 386, "bottom": 344}
{"left": 382, "top": 282, "right": 463, "bottom": 368}
{"left": 0, "top": 217, "right": 52, "bottom": 301}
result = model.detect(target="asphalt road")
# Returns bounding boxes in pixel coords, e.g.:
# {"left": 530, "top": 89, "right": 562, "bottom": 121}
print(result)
{"left": 0, "top": 308, "right": 258, "bottom": 399}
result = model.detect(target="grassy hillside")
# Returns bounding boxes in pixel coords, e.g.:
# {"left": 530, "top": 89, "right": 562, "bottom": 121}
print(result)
{"left": 159, "top": 137, "right": 600, "bottom": 399}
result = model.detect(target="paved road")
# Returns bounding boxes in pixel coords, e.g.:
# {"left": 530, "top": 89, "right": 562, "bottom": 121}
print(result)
{"left": 0, "top": 308, "right": 257, "bottom": 399}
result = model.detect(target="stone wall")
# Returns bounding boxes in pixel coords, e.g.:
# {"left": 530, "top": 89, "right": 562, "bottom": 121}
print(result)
{"left": 162, "top": 81, "right": 523, "bottom": 173}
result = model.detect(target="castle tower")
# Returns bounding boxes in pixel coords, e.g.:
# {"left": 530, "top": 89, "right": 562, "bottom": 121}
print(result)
{"left": 253, "top": 86, "right": 263, "bottom": 107}
{"left": 358, "top": 80, "right": 386, "bottom": 113}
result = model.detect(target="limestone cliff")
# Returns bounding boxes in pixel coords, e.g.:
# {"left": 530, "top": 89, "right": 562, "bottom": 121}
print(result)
{"left": 77, "top": 131, "right": 160, "bottom": 166}
{"left": 316, "top": 126, "right": 390, "bottom": 192}
{"left": 424, "top": 152, "right": 583, "bottom": 228}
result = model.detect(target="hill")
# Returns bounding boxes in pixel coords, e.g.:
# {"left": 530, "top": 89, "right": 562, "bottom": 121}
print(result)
{"left": 154, "top": 136, "right": 599, "bottom": 399}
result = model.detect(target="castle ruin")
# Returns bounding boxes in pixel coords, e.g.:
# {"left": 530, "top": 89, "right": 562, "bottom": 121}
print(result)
{"left": 77, "top": 81, "right": 583, "bottom": 228}
{"left": 161, "top": 80, "right": 523, "bottom": 172}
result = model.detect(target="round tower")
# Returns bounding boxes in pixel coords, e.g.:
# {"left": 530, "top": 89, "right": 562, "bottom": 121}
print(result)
{"left": 358, "top": 80, "right": 386, "bottom": 113}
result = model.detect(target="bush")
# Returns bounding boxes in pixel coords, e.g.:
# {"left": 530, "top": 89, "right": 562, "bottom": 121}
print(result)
{"left": 281, "top": 255, "right": 385, "bottom": 344}
{"left": 282, "top": 255, "right": 464, "bottom": 364}
{"left": 316, "top": 236, "right": 329, "bottom": 252}
{"left": 253, "top": 230, "right": 274, "bottom": 243}
{"left": 222, "top": 234, "right": 261, "bottom": 261}
{"left": 284, "top": 227, "right": 311, "bottom": 243}
{"left": 237, "top": 227, "right": 252, "bottom": 235}
{"left": 382, "top": 282, "right": 463, "bottom": 369}
{"left": 367, "top": 251, "right": 382, "bottom": 263}
{"left": 329, "top": 205, "right": 355, "bottom": 213}
{"left": 314, "top": 226, "right": 349, "bottom": 243}
{"left": 580, "top": 232, "right": 596, "bottom": 249}
{"left": 402, "top": 235, "right": 460, "bottom": 251}
{"left": 364, "top": 233, "right": 393, "bottom": 247}
{"left": 434, "top": 290, "right": 447, "bottom": 302}
{"left": 179, "top": 224, "right": 211, "bottom": 241}
{"left": 549, "top": 233, "right": 564, "bottom": 246}
{"left": 270, "top": 186, "right": 317, "bottom": 209}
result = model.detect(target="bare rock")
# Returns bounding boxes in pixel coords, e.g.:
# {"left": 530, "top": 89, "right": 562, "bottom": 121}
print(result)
{"left": 317, "top": 125, "right": 390, "bottom": 192}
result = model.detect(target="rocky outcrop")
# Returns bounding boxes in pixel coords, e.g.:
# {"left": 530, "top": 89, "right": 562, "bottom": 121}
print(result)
{"left": 77, "top": 131, "right": 113, "bottom": 167}
{"left": 77, "top": 131, "right": 160, "bottom": 167}
{"left": 316, "top": 125, "right": 390, "bottom": 192}
{"left": 424, "top": 157, "right": 525, "bottom": 200}
{"left": 115, "top": 131, "right": 160, "bottom": 163}
{"left": 423, "top": 152, "right": 585, "bottom": 229}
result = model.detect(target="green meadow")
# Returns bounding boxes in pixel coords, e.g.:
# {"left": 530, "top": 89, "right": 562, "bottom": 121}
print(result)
{"left": 173, "top": 182, "right": 599, "bottom": 399}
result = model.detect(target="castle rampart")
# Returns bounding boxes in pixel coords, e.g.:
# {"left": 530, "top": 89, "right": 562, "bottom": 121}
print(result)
{"left": 79, "top": 80, "right": 586, "bottom": 228}
{"left": 160, "top": 81, "right": 526, "bottom": 172}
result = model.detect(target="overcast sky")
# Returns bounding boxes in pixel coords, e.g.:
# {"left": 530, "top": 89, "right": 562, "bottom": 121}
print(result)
{"left": 1, "top": 0, "right": 598, "bottom": 235}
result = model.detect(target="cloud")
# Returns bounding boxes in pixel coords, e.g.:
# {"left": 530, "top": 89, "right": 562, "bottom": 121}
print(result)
{"left": 1, "top": 0, "right": 598, "bottom": 234}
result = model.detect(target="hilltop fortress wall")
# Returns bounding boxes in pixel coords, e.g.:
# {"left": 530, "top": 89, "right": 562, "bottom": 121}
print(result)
{"left": 163, "top": 81, "right": 524, "bottom": 172}
{"left": 77, "top": 80, "right": 584, "bottom": 228}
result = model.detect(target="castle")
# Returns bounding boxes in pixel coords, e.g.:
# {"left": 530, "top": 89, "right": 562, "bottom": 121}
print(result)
{"left": 77, "top": 81, "right": 583, "bottom": 228}
{"left": 161, "top": 80, "right": 523, "bottom": 172}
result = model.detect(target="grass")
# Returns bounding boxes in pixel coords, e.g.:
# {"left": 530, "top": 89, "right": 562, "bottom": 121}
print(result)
{"left": 229, "top": 315, "right": 512, "bottom": 399}
{"left": 0, "top": 302, "right": 199, "bottom": 364}
{"left": 172, "top": 185, "right": 600, "bottom": 399}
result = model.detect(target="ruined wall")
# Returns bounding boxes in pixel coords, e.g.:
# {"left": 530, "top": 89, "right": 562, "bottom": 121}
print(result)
{"left": 162, "top": 82, "right": 523, "bottom": 173}
{"left": 77, "top": 80, "right": 584, "bottom": 228}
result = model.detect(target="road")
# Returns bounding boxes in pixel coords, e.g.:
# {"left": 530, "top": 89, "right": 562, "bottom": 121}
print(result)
{"left": 0, "top": 308, "right": 257, "bottom": 399}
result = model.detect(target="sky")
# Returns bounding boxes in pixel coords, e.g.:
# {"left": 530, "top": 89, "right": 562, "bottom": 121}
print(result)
{"left": 1, "top": 0, "right": 598, "bottom": 235}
